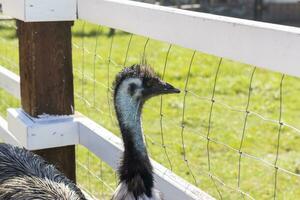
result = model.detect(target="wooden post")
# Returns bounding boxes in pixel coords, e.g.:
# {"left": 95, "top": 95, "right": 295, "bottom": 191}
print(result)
{"left": 17, "top": 21, "right": 76, "bottom": 182}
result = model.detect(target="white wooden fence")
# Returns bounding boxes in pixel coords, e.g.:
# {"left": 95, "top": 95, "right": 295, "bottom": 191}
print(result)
{"left": 0, "top": 0, "right": 300, "bottom": 199}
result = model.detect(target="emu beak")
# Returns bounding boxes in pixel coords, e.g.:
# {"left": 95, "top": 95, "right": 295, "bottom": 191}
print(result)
{"left": 143, "top": 81, "right": 180, "bottom": 100}
{"left": 150, "top": 81, "right": 180, "bottom": 97}
{"left": 161, "top": 82, "right": 181, "bottom": 94}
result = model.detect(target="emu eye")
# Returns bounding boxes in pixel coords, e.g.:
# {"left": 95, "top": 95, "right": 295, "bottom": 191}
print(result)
{"left": 145, "top": 80, "right": 153, "bottom": 88}
{"left": 128, "top": 83, "right": 137, "bottom": 96}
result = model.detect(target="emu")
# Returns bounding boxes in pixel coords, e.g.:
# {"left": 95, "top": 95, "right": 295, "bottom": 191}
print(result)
{"left": 112, "top": 65, "right": 180, "bottom": 200}
{"left": 0, "top": 64, "right": 179, "bottom": 200}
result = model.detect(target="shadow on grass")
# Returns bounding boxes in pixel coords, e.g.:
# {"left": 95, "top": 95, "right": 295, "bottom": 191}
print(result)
{"left": 0, "top": 26, "right": 17, "bottom": 40}
{"left": 72, "top": 29, "right": 130, "bottom": 38}
{"left": 2, "top": 33, "right": 17, "bottom": 40}
{"left": 0, "top": 24, "right": 14, "bottom": 31}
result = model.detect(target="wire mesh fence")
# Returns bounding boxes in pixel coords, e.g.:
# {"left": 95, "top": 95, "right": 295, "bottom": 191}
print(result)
{"left": 0, "top": 19, "right": 19, "bottom": 119}
{"left": 0, "top": 19, "right": 18, "bottom": 73}
{"left": 76, "top": 145, "right": 118, "bottom": 199}
{"left": 72, "top": 20, "right": 300, "bottom": 199}
{"left": 0, "top": 17, "right": 300, "bottom": 200}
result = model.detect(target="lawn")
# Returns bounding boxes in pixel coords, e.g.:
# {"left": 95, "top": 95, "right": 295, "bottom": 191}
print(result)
{"left": 0, "top": 19, "right": 300, "bottom": 199}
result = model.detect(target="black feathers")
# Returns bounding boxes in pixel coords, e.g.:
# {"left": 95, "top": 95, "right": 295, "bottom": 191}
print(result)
{"left": 118, "top": 127, "right": 154, "bottom": 198}
{"left": 113, "top": 64, "right": 160, "bottom": 98}
{"left": 0, "top": 143, "right": 86, "bottom": 200}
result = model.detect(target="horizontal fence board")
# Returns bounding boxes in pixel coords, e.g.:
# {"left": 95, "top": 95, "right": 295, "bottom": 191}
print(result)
{"left": 0, "top": 115, "right": 21, "bottom": 147}
{"left": 78, "top": 0, "right": 300, "bottom": 78}
{"left": 0, "top": 0, "right": 25, "bottom": 22}
{"left": 0, "top": 66, "right": 21, "bottom": 146}
{"left": 79, "top": 117, "right": 214, "bottom": 200}
{"left": 1, "top": 0, "right": 76, "bottom": 22}
{"left": 7, "top": 108, "right": 80, "bottom": 151}
{"left": 0, "top": 66, "right": 20, "bottom": 99}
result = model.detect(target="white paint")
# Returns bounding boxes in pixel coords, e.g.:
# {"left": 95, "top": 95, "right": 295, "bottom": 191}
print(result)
{"left": 1, "top": 0, "right": 76, "bottom": 22}
{"left": 7, "top": 108, "right": 80, "bottom": 150}
{"left": 0, "top": 115, "right": 21, "bottom": 147}
{"left": 78, "top": 117, "right": 214, "bottom": 200}
{"left": 0, "top": 66, "right": 20, "bottom": 99}
{"left": 36, "top": 113, "right": 74, "bottom": 122}
{"left": 0, "top": 0, "right": 25, "bottom": 21}
{"left": 78, "top": 0, "right": 300, "bottom": 78}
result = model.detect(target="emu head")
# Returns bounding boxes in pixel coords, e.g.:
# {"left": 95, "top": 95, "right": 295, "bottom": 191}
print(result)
{"left": 113, "top": 64, "right": 180, "bottom": 106}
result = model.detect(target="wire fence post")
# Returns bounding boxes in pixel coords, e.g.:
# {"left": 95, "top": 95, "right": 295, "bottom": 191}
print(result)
{"left": 17, "top": 20, "right": 76, "bottom": 182}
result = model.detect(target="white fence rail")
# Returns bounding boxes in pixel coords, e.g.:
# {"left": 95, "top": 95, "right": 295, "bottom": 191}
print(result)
{"left": 78, "top": 0, "right": 300, "bottom": 78}
{"left": 0, "top": 65, "right": 21, "bottom": 146}
{"left": 0, "top": 65, "right": 213, "bottom": 200}
{"left": 0, "top": 66, "right": 20, "bottom": 99}
{"left": 0, "top": 115, "right": 20, "bottom": 147}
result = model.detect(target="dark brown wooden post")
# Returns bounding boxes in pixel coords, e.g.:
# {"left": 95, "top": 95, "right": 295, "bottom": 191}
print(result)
{"left": 17, "top": 21, "right": 76, "bottom": 182}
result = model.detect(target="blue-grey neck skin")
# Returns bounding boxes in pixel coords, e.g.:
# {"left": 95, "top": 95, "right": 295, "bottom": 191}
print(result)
{"left": 115, "top": 80, "right": 147, "bottom": 157}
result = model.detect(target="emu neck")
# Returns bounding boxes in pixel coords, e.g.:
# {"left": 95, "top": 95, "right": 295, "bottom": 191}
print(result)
{"left": 115, "top": 94, "right": 147, "bottom": 157}
{"left": 115, "top": 91, "right": 154, "bottom": 197}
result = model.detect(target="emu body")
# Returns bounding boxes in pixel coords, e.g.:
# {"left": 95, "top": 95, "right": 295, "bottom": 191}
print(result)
{"left": 112, "top": 65, "right": 180, "bottom": 200}
{"left": 0, "top": 143, "right": 86, "bottom": 200}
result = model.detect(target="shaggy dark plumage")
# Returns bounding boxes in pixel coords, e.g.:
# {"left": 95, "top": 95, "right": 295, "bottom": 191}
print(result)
{"left": 0, "top": 143, "right": 86, "bottom": 200}
{"left": 113, "top": 64, "right": 160, "bottom": 98}
{"left": 118, "top": 126, "right": 154, "bottom": 198}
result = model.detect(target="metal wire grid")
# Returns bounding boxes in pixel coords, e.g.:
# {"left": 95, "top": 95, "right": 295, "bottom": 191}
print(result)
{"left": 0, "top": 19, "right": 18, "bottom": 74}
{"left": 0, "top": 17, "right": 19, "bottom": 149}
{"left": 0, "top": 19, "right": 19, "bottom": 120}
{"left": 72, "top": 20, "right": 300, "bottom": 200}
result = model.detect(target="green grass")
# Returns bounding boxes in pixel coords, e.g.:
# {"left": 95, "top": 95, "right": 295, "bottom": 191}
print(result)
{"left": 0, "top": 20, "right": 300, "bottom": 199}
